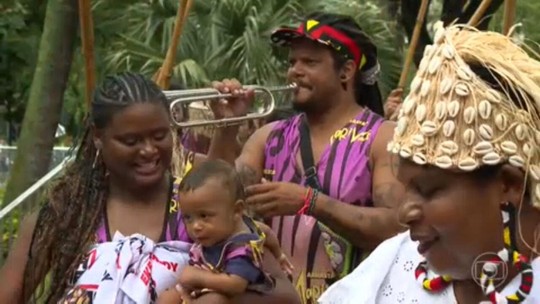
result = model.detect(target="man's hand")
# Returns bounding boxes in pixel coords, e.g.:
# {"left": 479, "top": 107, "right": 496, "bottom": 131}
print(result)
{"left": 210, "top": 78, "right": 254, "bottom": 119}
{"left": 384, "top": 88, "right": 403, "bottom": 120}
{"left": 245, "top": 181, "right": 306, "bottom": 218}
{"left": 277, "top": 253, "right": 294, "bottom": 276}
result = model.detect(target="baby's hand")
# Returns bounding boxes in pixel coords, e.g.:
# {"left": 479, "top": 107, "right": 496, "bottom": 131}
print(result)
{"left": 278, "top": 252, "right": 294, "bottom": 276}
{"left": 179, "top": 265, "right": 203, "bottom": 290}
{"left": 176, "top": 284, "right": 194, "bottom": 304}
{"left": 155, "top": 285, "right": 187, "bottom": 304}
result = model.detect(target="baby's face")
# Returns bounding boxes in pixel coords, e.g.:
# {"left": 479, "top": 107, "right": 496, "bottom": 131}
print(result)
{"left": 180, "top": 178, "right": 240, "bottom": 247}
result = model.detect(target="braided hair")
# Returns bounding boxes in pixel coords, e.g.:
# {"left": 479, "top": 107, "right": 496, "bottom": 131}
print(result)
{"left": 23, "top": 72, "right": 169, "bottom": 302}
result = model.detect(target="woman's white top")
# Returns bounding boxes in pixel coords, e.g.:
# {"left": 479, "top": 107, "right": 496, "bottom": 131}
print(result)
{"left": 318, "top": 231, "right": 540, "bottom": 304}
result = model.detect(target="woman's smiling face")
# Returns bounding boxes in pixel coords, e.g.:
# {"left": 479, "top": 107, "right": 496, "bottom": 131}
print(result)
{"left": 396, "top": 159, "right": 507, "bottom": 280}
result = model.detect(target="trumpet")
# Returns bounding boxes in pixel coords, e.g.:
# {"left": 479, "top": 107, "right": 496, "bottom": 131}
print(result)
{"left": 164, "top": 83, "right": 297, "bottom": 128}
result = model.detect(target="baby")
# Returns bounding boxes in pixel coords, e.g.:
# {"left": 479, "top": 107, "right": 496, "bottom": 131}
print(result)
{"left": 159, "top": 159, "right": 292, "bottom": 303}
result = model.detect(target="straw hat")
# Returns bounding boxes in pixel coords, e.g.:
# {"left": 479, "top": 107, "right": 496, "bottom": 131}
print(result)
{"left": 388, "top": 23, "right": 540, "bottom": 207}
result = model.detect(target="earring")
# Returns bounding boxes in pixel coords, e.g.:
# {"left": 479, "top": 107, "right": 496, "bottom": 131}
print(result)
{"left": 479, "top": 202, "right": 533, "bottom": 303}
{"left": 93, "top": 149, "right": 101, "bottom": 169}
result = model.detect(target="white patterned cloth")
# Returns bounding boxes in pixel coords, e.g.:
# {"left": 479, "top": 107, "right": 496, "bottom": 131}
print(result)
{"left": 59, "top": 232, "right": 191, "bottom": 304}
{"left": 318, "top": 231, "right": 540, "bottom": 304}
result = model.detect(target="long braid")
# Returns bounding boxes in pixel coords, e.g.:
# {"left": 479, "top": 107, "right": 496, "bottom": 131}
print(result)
{"left": 22, "top": 72, "right": 170, "bottom": 302}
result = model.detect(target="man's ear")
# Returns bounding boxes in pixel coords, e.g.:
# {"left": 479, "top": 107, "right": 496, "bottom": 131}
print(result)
{"left": 339, "top": 59, "right": 357, "bottom": 83}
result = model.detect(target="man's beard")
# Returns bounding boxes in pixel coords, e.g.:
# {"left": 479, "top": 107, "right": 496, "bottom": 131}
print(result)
{"left": 292, "top": 99, "right": 323, "bottom": 114}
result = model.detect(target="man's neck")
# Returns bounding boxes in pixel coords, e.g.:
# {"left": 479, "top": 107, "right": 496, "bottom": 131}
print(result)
{"left": 305, "top": 96, "right": 363, "bottom": 133}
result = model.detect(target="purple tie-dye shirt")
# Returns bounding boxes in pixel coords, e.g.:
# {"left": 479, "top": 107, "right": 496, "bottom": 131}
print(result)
{"left": 263, "top": 109, "right": 383, "bottom": 304}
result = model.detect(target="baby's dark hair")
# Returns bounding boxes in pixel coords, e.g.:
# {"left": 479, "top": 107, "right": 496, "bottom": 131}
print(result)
{"left": 179, "top": 159, "right": 244, "bottom": 201}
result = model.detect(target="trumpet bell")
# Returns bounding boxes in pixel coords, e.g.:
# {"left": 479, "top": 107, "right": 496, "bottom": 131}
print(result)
{"left": 165, "top": 84, "right": 297, "bottom": 128}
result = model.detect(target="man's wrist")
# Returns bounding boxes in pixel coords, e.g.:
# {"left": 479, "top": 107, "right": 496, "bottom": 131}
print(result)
{"left": 309, "top": 192, "right": 328, "bottom": 218}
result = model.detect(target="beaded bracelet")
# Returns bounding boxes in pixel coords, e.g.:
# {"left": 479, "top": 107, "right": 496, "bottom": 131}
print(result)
{"left": 307, "top": 189, "right": 319, "bottom": 215}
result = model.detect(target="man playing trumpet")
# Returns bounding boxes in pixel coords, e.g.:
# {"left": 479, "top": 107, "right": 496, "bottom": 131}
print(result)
{"left": 212, "top": 12, "right": 405, "bottom": 304}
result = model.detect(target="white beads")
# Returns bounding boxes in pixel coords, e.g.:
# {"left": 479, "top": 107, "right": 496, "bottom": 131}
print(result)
{"left": 399, "top": 147, "right": 412, "bottom": 158}
{"left": 440, "top": 78, "right": 453, "bottom": 95}
{"left": 495, "top": 114, "right": 508, "bottom": 131}
{"left": 421, "top": 80, "right": 431, "bottom": 97}
{"left": 442, "top": 45, "right": 455, "bottom": 59}
{"left": 482, "top": 152, "right": 501, "bottom": 165}
{"left": 434, "top": 26, "right": 446, "bottom": 44}
{"left": 473, "top": 141, "right": 493, "bottom": 155}
{"left": 435, "top": 155, "right": 453, "bottom": 169}
{"left": 479, "top": 124, "right": 493, "bottom": 140}
{"left": 500, "top": 141, "right": 518, "bottom": 155}
{"left": 478, "top": 100, "right": 492, "bottom": 119}
{"left": 509, "top": 155, "right": 525, "bottom": 168}
{"left": 455, "top": 83, "right": 470, "bottom": 97}
{"left": 447, "top": 100, "right": 460, "bottom": 117}
{"left": 415, "top": 104, "right": 427, "bottom": 122}
{"left": 523, "top": 143, "right": 532, "bottom": 157}
{"left": 428, "top": 57, "right": 442, "bottom": 75}
{"left": 411, "top": 134, "right": 425, "bottom": 146}
{"left": 412, "top": 153, "right": 427, "bottom": 165}
{"left": 530, "top": 165, "right": 540, "bottom": 180}
{"left": 421, "top": 121, "right": 438, "bottom": 136}
{"left": 463, "top": 129, "right": 476, "bottom": 146}
{"left": 457, "top": 66, "right": 473, "bottom": 81}
{"left": 486, "top": 89, "right": 502, "bottom": 103}
{"left": 458, "top": 157, "right": 479, "bottom": 171}
{"left": 391, "top": 142, "right": 401, "bottom": 154}
{"left": 464, "top": 107, "right": 476, "bottom": 124}
{"left": 410, "top": 77, "right": 422, "bottom": 93}
{"left": 402, "top": 96, "right": 416, "bottom": 114}
{"left": 397, "top": 117, "right": 408, "bottom": 136}
{"left": 443, "top": 120, "right": 455, "bottom": 137}
{"left": 535, "top": 131, "right": 540, "bottom": 145}
{"left": 515, "top": 124, "right": 527, "bottom": 141}
{"left": 439, "top": 140, "right": 459, "bottom": 155}
{"left": 423, "top": 44, "right": 434, "bottom": 58}
{"left": 435, "top": 101, "right": 447, "bottom": 120}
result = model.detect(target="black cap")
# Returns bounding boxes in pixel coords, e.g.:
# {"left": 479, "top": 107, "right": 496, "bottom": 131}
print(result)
{"left": 270, "top": 12, "right": 377, "bottom": 71}
{"left": 270, "top": 12, "right": 384, "bottom": 116}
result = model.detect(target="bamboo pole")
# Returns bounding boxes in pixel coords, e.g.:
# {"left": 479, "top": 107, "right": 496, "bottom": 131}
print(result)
{"left": 502, "top": 0, "right": 517, "bottom": 35}
{"left": 398, "top": 0, "right": 430, "bottom": 88}
{"left": 154, "top": 0, "right": 194, "bottom": 89}
{"left": 78, "top": 0, "right": 96, "bottom": 109}
{"left": 467, "top": 0, "right": 493, "bottom": 27}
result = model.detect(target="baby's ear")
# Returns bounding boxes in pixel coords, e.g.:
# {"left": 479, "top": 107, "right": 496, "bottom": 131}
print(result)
{"left": 234, "top": 199, "right": 245, "bottom": 216}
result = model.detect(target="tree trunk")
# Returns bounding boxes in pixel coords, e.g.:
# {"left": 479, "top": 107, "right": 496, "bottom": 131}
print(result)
{"left": 2, "top": 0, "right": 78, "bottom": 207}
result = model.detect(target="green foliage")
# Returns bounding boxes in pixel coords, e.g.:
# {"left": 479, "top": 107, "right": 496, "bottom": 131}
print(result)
{"left": 103, "top": 0, "right": 322, "bottom": 88}
{"left": 0, "top": 2, "right": 44, "bottom": 134}
{"left": 488, "top": 0, "right": 540, "bottom": 51}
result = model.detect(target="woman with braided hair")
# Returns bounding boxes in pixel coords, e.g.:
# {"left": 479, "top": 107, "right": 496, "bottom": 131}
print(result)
{"left": 0, "top": 72, "right": 299, "bottom": 304}
{"left": 318, "top": 24, "right": 540, "bottom": 304}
